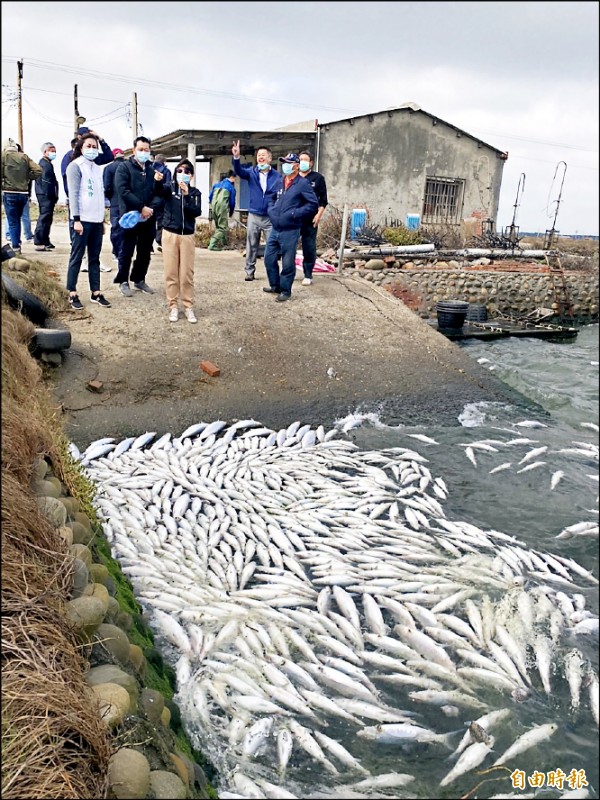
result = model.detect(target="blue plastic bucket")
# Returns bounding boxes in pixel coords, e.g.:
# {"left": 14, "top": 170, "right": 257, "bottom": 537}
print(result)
{"left": 406, "top": 214, "right": 420, "bottom": 230}
{"left": 350, "top": 209, "right": 367, "bottom": 240}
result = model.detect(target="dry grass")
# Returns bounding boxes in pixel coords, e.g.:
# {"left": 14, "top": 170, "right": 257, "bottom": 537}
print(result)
{"left": 1, "top": 303, "right": 111, "bottom": 798}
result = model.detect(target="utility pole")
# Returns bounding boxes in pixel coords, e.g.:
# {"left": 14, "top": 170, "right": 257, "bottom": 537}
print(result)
{"left": 74, "top": 84, "right": 79, "bottom": 135}
{"left": 17, "top": 60, "right": 24, "bottom": 148}
{"left": 132, "top": 92, "right": 138, "bottom": 138}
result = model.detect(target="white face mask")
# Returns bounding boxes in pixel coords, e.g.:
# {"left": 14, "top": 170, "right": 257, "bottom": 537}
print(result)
{"left": 135, "top": 150, "right": 151, "bottom": 163}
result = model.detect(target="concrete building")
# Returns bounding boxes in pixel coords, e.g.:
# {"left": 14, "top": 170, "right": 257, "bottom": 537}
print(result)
{"left": 317, "top": 102, "right": 508, "bottom": 230}
{"left": 149, "top": 102, "right": 507, "bottom": 230}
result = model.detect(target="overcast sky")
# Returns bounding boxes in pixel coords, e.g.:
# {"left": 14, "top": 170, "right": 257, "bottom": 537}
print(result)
{"left": 2, "top": 1, "right": 598, "bottom": 235}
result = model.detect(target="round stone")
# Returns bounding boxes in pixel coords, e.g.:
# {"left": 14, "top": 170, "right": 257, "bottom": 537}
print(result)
{"left": 108, "top": 748, "right": 150, "bottom": 799}
{"left": 149, "top": 770, "right": 187, "bottom": 800}
{"left": 96, "top": 623, "right": 131, "bottom": 665}
{"left": 91, "top": 682, "right": 131, "bottom": 728}
{"left": 85, "top": 664, "right": 138, "bottom": 707}
{"left": 69, "top": 521, "right": 93, "bottom": 545}
{"left": 140, "top": 688, "right": 165, "bottom": 725}
{"left": 66, "top": 597, "right": 106, "bottom": 635}
{"left": 37, "top": 496, "right": 67, "bottom": 528}
{"left": 89, "top": 563, "right": 109, "bottom": 585}
{"left": 70, "top": 543, "right": 92, "bottom": 569}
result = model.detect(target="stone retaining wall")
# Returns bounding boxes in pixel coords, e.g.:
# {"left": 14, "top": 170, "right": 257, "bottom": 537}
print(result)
{"left": 342, "top": 260, "right": 599, "bottom": 323}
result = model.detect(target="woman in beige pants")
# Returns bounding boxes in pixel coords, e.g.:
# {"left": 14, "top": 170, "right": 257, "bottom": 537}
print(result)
{"left": 157, "top": 158, "right": 203, "bottom": 323}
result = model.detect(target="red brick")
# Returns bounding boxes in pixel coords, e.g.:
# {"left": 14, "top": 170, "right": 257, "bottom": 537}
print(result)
{"left": 87, "top": 379, "right": 104, "bottom": 392}
{"left": 200, "top": 360, "right": 220, "bottom": 377}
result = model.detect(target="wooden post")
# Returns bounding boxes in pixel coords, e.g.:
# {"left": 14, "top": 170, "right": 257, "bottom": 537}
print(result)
{"left": 337, "top": 203, "right": 349, "bottom": 274}
{"left": 187, "top": 142, "right": 197, "bottom": 186}
{"left": 17, "top": 60, "right": 24, "bottom": 148}
{"left": 73, "top": 84, "right": 79, "bottom": 136}
{"left": 132, "top": 92, "right": 138, "bottom": 138}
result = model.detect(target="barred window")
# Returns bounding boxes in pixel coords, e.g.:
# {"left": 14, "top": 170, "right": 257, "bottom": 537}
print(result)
{"left": 422, "top": 177, "right": 465, "bottom": 224}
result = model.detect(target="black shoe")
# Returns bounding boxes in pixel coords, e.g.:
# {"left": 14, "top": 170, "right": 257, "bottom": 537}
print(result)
{"left": 263, "top": 287, "right": 280, "bottom": 294}
{"left": 276, "top": 292, "right": 291, "bottom": 302}
{"left": 245, "top": 275, "right": 255, "bottom": 282}
{"left": 46, "top": 243, "right": 56, "bottom": 250}
{"left": 90, "top": 293, "right": 111, "bottom": 308}
{"left": 69, "top": 294, "right": 84, "bottom": 310}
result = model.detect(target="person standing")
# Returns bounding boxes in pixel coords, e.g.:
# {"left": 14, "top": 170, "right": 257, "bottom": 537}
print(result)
{"left": 208, "top": 171, "right": 236, "bottom": 251}
{"left": 231, "top": 140, "right": 282, "bottom": 281}
{"left": 103, "top": 148, "right": 126, "bottom": 263}
{"left": 298, "top": 150, "right": 328, "bottom": 286}
{"left": 156, "top": 159, "right": 203, "bottom": 323}
{"left": 113, "top": 136, "right": 160, "bottom": 297}
{"left": 1, "top": 138, "right": 42, "bottom": 254}
{"left": 151, "top": 153, "right": 172, "bottom": 252}
{"left": 33, "top": 141, "right": 59, "bottom": 251}
{"left": 64, "top": 133, "right": 111, "bottom": 310}
{"left": 263, "top": 154, "right": 318, "bottom": 302}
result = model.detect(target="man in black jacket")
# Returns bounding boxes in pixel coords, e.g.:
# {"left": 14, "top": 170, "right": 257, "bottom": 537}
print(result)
{"left": 298, "top": 151, "right": 328, "bottom": 285}
{"left": 113, "top": 136, "right": 161, "bottom": 297}
{"left": 33, "top": 141, "right": 59, "bottom": 251}
{"left": 103, "top": 148, "right": 126, "bottom": 263}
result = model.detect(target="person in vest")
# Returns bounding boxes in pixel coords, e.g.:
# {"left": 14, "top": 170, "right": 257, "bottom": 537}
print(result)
{"left": 64, "top": 133, "right": 111, "bottom": 310}
{"left": 34, "top": 141, "right": 59, "bottom": 251}
{"left": 208, "top": 171, "right": 236, "bottom": 251}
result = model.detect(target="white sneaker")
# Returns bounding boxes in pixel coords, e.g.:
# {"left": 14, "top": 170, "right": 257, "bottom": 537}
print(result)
{"left": 302, "top": 278, "right": 313, "bottom": 286}
{"left": 100, "top": 263, "right": 112, "bottom": 272}
{"left": 81, "top": 264, "right": 88, "bottom": 272}
{"left": 111, "top": 254, "right": 118, "bottom": 263}
{"left": 185, "top": 308, "right": 197, "bottom": 324}
{"left": 169, "top": 308, "right": 179, "bottom": 323}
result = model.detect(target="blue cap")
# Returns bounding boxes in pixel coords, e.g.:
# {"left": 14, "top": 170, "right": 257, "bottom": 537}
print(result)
{"left": 278, "top": 153, "right": 300, "bottom": 163}
{"left": 119, "top": 210, "right": 144, "bottom": 229}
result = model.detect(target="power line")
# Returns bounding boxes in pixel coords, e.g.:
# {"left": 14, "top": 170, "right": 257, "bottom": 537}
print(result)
{"left": 2, "top": 55, "right": 358, "bottom": 115}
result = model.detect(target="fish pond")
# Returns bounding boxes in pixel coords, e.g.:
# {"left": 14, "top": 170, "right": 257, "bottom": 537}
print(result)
{"left": 82, "top": 324, "right": 598, "bottom": 799}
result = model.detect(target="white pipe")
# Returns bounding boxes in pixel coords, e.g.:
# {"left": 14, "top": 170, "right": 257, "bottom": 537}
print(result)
{"left": 344, "top": 243, "right": 435, "bottom": 255}
{"left": 456, "top": 248, "right": 551, "bottom": 258}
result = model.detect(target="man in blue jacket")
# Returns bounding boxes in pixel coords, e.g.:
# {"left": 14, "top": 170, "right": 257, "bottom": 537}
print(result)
{"left": 231, "top": 140, "right": 282, "bottom": 281}
{"left": 263, "top": 154, "right": 318, "bottom": 303}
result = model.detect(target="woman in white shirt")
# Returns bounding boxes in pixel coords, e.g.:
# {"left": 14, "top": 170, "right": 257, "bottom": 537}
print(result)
{"left": 65, "top": 133, "right": 111, "bottom": 309}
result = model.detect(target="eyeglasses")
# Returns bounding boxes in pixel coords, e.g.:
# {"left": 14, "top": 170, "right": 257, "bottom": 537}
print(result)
{"left": 176, "top": 168, "right": 192, "bottom": 174}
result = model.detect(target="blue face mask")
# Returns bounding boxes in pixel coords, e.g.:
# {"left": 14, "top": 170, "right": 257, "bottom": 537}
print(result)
{"left": 176, "top": 172, "right": 191, "bottom": 184}
{"left": 48, "top": 152, "right": 57, "bottom": 161}
{"left": 299, "top": 161, "right": 310, "bottom": 173}
{"left": 257, "top": 163, "right": 270, "bottom": 171}
{"left": 135, "top": 150, "right": 151, "bottom": 163}
{"left": 83, "top": 148, "right": 98, "bottom": 160}
{"left": 281, "top": 163, "right": 294, "bottom": 176}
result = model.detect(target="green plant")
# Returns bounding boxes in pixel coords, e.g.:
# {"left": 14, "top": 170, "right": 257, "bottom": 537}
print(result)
{"left": 381, "top": 225, "right": 424, "bottom": 246}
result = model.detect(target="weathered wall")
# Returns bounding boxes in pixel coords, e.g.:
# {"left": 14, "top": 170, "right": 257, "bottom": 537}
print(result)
{"left": 317, "top": 109, "right": 504, "bottom": 228}
{"left": 342, "top": 262, "right": 599, "bottom": 322}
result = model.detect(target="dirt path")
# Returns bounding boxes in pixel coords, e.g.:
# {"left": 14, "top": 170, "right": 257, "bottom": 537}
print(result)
{"left": 34, "top": 223, "right": 528, "bottom": 448}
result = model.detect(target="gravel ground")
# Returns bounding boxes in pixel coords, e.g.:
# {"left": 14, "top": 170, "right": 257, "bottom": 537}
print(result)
{"left": 32, "top": 222, "right": 532, "bottom": 449}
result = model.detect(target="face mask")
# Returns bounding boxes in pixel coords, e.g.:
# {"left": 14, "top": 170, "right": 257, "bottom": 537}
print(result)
{"left": 281, "top": 163, "right": 294, "bottom": 176}
{"left": 257, "top": 163, "right": 270, "bottom": 171}
{"left": 299, "top": 161, "right": 310, "bottom": 173}
{"left": 48, "top": 152, "right": 57, "bottom": 161}
{"left": 135, "top": 150, "right": 151, "bottom": 163}
{"left": 83, "top": 148, "right": 98, "bottom": 160}
{"left": 177, "top": 172, "right": 191, "bottom": 184}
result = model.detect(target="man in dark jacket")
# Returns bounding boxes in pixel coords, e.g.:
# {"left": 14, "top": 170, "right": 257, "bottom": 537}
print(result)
{"left": 103, "top": 148, "right": 126, "bottom": 262}
{"left": 33, "top": 141, "right": 59, "bottom": 251}
{"left": 298, "top": 150, "right": 328, "bottom": 285}
{"left": 2, "top": 137, "right": 42, "bottom": 253}
{"left": 263, "top": 154, "right": 318, "bottom": 302}
{"left": 231, "top": 140, "right": 282, "bottom": 281}
{"left": 151, "top": 153, "right": 172, "bottom": 252}
{"left": 113, "top": 136, "right": 161, "bottom": 297}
